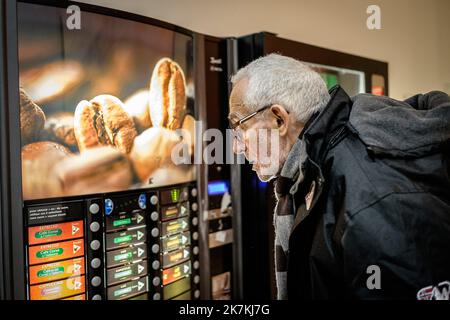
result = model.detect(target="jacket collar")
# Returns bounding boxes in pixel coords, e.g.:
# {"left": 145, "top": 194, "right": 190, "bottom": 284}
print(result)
{"left": 301, "top": 85, "right": 353, "bottom": 165}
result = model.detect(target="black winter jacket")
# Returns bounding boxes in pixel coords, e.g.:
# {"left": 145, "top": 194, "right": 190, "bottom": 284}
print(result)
{"left": 287, "top": 86, "right": 450, "bottom": 300}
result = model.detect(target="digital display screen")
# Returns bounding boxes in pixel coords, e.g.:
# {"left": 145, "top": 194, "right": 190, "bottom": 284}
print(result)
{"left": 18, "top": 2, "right": 196, "bottom": 200}
{"left": 208, "top": 181, "right": 228, "bottom": 196}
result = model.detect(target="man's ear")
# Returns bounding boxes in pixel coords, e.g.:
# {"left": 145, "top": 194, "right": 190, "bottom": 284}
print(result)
{"left": 270, "top": 104, "right": 290, "bottom": 136}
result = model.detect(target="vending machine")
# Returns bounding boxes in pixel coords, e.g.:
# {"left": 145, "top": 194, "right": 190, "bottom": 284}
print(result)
{"left": 0, "top": 0, "right": 241, "bottom": 300}
{"left": 235, "top": 32, "right": 389, "bottom": 299}
{"left": 202, "top": 35, "right": 243, "bottom": 300}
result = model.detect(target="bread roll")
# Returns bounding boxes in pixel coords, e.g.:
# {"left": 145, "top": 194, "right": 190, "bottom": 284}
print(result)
{"left": 74, "top": 94, "right": 137, "bottom": 154}
{"left": 20, "top": 88, "right": 46, "bottom": 145}
{"left": 149, "top": 58, "right": 186, "bottom": 129}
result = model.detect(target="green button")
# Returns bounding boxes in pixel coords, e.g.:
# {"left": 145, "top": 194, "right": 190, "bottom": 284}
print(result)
{"left": 37, "top": 248, "right": 63, "bottom": 258}
{"left": 115, "top": 269, "right": 132, "bottom": 279}
{"left": 114, "top": 235, "right": 132, "bottom": 244}
{"left": 35, "top": 229, "right": 62, "bottom": 239}
{"left": 114, "top": 287, "right": 132, "bottom": 297}
{"left": 114, "top": 252, "right": 132, "bottom": 262}
{"left": 37, "top": 267, "right": 64, "bottom": 278}
{"left": 113, "top": 218, "right": 131, "bottom": 227}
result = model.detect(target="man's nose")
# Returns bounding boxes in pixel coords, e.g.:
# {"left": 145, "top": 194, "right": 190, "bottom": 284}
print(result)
{"left": 233, "top": 137, "right": 246, "bottom": 155}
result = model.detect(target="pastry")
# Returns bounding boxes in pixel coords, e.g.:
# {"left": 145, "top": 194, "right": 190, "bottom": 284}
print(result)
{"left": 54, "top": 146, "right": 133, "bottom": 196}
{"left": 149, "top": 58, "right": 186, "bottom": 129}
{"left": 19, "top": 88, "right": 46, "bottom": 145}
{"left": 74, "top": 94, "right": 137, "bottom": 154}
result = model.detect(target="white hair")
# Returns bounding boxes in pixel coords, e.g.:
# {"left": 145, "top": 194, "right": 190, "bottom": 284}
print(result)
{"left": 231, "top": 53, "right": 330, "bottom": 123}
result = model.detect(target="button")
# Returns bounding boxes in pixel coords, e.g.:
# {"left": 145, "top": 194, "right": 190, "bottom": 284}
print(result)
{"left": 193, "top": 246, "right": 199, "bottom": 255}
{"left": 152, "top": 277, "right": 161, "bottom": 286}
{"left": 150, "top": 211, "right": 159, "bottom": 221}
{"left": 89, "top": 203, "right": 100, "bottom": 214}
{"left": 151, "top": 228, "right": 159, "bottom": 237}
{"left": 191, "top": 188, "right": 198, "bottom": 197}
{"left": 192, "top": 232, "right": 199, "bottom": 241}
{"left": 151, "top": 244, "right": 160, "bottom": 254}
{"left": 90, "top": 222, "right": 100, "bottom": 232}
{"left": 191, "top": 203, "right": 198, "bottom": 212}
{"left": 153, "top": 293, "right": 161, "bottom": 300}
{"left": 92, "top": 294, "right": 102, "bottom": 300}
{"left": 90, "top": 256, "right": 101, "bottom": 268}
{"left": 182, "top": 191, "right": 188, "bottom": 200}
{"left": 194, "top": 290, "right": 200, "bottom": 299}
{"left": 152, "top": 260, "right": 160, "bottom": 270}
{"left": 91, "top": 258, "right": 101, "bottom": 269}
{"left": 194, "top": 275, "right": 200, "bottom": 284}
{"left": 193, "top": 260, "right": 200, "bottom": 270}
{"left": 90, "top": 240, "right": 101, "bottom": 250}
{"left": 150, "top": 195, "right": 158, "bottom": 205}
{"left": 91, "top": 276, "right": 101, "bottom": 287}
{"left": 192, "top": 217, "right": 198, "bottom": 226}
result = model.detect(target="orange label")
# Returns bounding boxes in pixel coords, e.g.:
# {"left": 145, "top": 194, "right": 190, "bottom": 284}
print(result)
{"left": 29, "top": 275, "right": 85, "bottom": 300}
{"left": 28, "top": 220, "right": 84, "bottom": 245}
{"left": 28, "top": 239, "right": 84, "bottom": 265}
{"left": 63, "top": 294, "right": 86, "bottom": 300}
{"left": 29, "top": 257, "right": 85, "bottom": 285}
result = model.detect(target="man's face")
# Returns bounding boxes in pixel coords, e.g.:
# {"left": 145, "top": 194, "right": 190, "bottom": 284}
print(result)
{"left": 229, "top": 79, "right": 283, "bottom": 182}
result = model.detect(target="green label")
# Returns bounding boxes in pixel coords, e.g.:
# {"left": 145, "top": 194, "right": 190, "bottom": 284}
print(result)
{"left": 115, "top": 269, "right": 132, "bottom": 279}
{"left": 114, "top": 252, "right": 132, "bottom": 262}
{"left": 37, "top": 267, "right": 64, "bottom": 278}
{"left": 114, "top": 235, "right": 132, "bottom": 244}
{"left": 36, "top": 248, "right": 63, "bottom": 258}
{"left": 114, "top": 287, "right": 132, "bottom": 297}
{"left": 35, "top": 229, "right": 62, "bottom": 239}
{"left": 113, "top": 218, "right": 131, "bottom": 227}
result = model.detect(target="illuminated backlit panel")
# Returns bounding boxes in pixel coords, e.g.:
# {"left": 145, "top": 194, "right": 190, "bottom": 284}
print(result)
{"left": 147, "top": 185, "right": 201, "bottom": 300}
{"left": 103, "top": 192, "right": 149, "bottom": 300}
{"left": 25, "top": 201, "right": 87, "bottom": 300}
{"left": 17, "top": 2, "right": 196, "bottom": 202}
{"left": 18, "top": 1, "right": 202, "bottom": 301}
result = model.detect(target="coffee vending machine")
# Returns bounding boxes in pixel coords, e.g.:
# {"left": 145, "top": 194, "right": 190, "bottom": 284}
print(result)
{"left": 0, "top": 0, "right": 242, "bottom": 300}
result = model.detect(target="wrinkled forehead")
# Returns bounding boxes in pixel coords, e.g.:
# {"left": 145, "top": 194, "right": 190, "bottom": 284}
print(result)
{"left": 228, "top": 78, "right": 249, "bottom": 120}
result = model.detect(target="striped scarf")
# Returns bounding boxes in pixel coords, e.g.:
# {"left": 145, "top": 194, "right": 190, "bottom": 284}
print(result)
{"left": 273, "top": 137, "right": 307, "bottom": 299}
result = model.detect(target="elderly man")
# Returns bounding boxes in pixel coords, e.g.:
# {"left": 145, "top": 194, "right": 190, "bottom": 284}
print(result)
{"left": 228, "top": 53, "right": 450, "bottom": 300}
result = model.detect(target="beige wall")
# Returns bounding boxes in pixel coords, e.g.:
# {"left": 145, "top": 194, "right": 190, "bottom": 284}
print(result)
{"left": 79, "top": 0, "right": 450, "bottom": 99}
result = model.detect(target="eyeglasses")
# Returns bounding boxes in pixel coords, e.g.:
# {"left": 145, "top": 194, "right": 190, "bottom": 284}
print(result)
{"left": 228, "top": 104, "right": 271, "bottom": 131}
{"left": 228, "top": 104, "right": 271, "bottom": 145}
